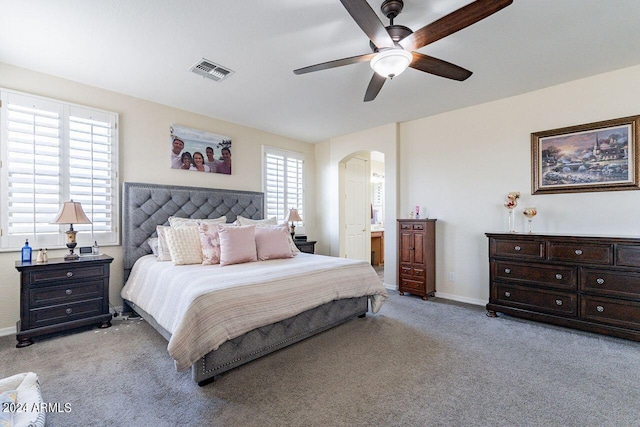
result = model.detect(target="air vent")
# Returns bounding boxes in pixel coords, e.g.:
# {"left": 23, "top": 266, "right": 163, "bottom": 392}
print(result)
{"left": 189, "top": 59, "right": 234, "bottom": 82}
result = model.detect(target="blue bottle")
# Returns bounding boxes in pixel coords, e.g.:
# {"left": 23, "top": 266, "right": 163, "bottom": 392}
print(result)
{"left": 21, "top": 239, "right": 32, "bottom": 263}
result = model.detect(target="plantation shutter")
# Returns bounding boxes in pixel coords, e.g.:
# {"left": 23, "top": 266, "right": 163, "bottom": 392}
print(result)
{"left": 263, "top": 147, "right": 304, "bottom": 224}
{"left": 0, "top": 89, "right": 119, "bottom": 250}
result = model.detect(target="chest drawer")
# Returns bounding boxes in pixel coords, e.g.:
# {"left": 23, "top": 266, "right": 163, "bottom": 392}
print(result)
{"left": 29, "top": 298, "right": 104, "bottom": 329}
{"left": 27, "top": 265, "right": 105, "bottom": 286}
{"left": 494, "top": 261, "right": 576, "bottom": 290}
{"left": 491, "top": 239, "right": 545, "bottom": 260}
{"left": 581, "top": 296, "right": 640, "bottom": 331}
{"left": 399, "top": 265, "right": 425, "bottom": 279}
{"left": 616, "top": 245, "right": 640, "bottom": 268}
{"left": 549, "top": 242, "right": 612, "bottom": 265}
{"left": 580, "top": 269, "right": 640, "bottom": 299}
{"left": 30, "top": 280, "right": 104, "bottom": 308}
{"left": 494, "top": 283, "right": 577, "bottom": 317}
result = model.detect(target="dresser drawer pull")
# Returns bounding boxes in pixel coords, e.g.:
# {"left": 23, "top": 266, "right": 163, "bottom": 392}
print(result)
{"left": 65, "top": 289, "right": 72, "bottom": 295}
{"left": 596, "top": 305, "right": 604, "bottom": 312}
{"left": 66, "top": 271, "right": 73, "bottom": 278}
{"left": 596, "top": 278, "right": 605, "bottom": 285}
{"left": 574, "top": 249, "right": 583, "bottom": 255}
{"left": 555, "top": 299, "right": 563, "bottom": 306}
{"left": 65, "top": 308, "right": 73, "bottom": 315}
{"left": 555, "top": 274, "right": 563, "bottom": 280}
{"left": 504, "top": 292, "right": 511, "bottom": 297}
{"left": 514, "top": 246, "right": 521, "bottom": 251}
{"left": 504, "top": 268, "right": 511, "bottom": 274}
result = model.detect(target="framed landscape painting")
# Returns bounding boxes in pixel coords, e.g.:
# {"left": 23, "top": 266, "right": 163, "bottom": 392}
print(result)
{"left": 170, "top": 124, "right": 232, "bottom": 174}
{"left": 531, "top": 115, "right": 640, "bottom": 194}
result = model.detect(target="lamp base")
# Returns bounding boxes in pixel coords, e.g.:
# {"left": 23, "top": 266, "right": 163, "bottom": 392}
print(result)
{"left": 64, "top": 240, "right": 78, "bottom": 261}
{"left": 64, "top": 251, "right": 79, "bottom": 261}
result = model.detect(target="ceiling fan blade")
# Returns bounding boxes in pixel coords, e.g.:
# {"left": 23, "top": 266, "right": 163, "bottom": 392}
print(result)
{"left": 410, "top": 52, "right": 472, "bottom": 81}
{"left": 399, "top": 0, "right": 513, "bottom": 52}
{"left": 294, "top": 53, "right": 376, "bottom": 75}
{"left": 364, "top": 73, "right": 386, "bottom": 102}
{"left": 340, "top": 0, "right": 395, "bottom": 49}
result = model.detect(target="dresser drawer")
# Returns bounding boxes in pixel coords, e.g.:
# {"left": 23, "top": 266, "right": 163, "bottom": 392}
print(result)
{"left": 400, "top": 265, "right": 425, "bottom": 280}
{"left": 494, "top": 283, "right": 577, "bottom": 317}
{"left": 494, "top": 261, "right": 577, "bottom": 291}
{"left": 581, "top": 296, "right": 640, "bottom": 330}
{"left": 616, "top": 245, "right": 640, "bottom": 268}
{"left": 549, "top": 242, "right": 612, "bottom": 265}
{"left": 399, "top": 222, "right": 426, "bottom": 231}
{"left": 580, "top": 269, "right": 640, "bottom": 299}
{"left": 29, "top": 299, "right": 104, "bottom": 328}
{"left": 491, "top": 239, "right": 545, "bottom": 260}
{"left": 399, "top": 278, "right": 424, "bottom": 293}
{"left": 30, "top": 280, "right": 104, "bottom": 308}
{"left": 27, "top": 265, "right": 105, "bottom": 286}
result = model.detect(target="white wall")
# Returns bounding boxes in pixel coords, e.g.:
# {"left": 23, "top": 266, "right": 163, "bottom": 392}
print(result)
{"left": 0, "top": 62, "right": 314, "bottom": 332}
{"left": 399, "top": 64, "right": 640, "bottom": 305}
{"left": 315, "top": 123, "right": 398, "bottom": 286}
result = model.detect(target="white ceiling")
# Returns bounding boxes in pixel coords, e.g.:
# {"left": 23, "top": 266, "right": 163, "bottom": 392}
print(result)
{"left": 1, "top": 0, "right": 640, "bottom": 143}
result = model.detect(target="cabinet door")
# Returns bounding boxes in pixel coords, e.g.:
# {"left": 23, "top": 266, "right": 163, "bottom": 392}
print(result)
{"left": 399, "top": 228, "right": 413, "bottom": 264}
{"left": 412, "top": 229, "right": 426, "bottom": 266}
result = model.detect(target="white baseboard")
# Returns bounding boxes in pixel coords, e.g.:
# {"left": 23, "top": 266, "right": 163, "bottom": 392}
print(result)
{"left": 0, "top": 326, "right": 16, "bottom": 337}
{"left": 384, "top": 284, "right": 487, "bottom": 307}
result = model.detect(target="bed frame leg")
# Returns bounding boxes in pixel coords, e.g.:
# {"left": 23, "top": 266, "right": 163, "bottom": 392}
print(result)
{"left": 358, "top": 313, "right": 366, "bottom": 318}
{"left": 197, "top": 377, "right": 216, "bottom": 387}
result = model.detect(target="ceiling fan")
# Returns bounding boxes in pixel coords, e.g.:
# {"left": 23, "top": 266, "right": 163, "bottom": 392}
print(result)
{"left": 293, "top": 0, "right": 513, "bottom": 102}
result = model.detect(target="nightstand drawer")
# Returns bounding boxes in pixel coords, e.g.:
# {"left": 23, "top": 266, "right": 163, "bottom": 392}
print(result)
{"left": 29, "top": 299, "right": 104, "bottom": 328}
{"left": 28, "top": 265, "right": 105, "bottom": 286}
{"left": 30, "top": 280, "right": 104, "bottom": 307}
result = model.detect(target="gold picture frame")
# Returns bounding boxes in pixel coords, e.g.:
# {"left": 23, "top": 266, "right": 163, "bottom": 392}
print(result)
{"left": 532, "top": 115, "right": 640, "bottom": 194}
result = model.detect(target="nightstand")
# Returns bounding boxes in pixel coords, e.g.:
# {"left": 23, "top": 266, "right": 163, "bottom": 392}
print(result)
{"left": 294, "top": 240, "right": 317, "bottom": 254}
{"left": 14, "top": 254, "right": 114, "bottom": 348}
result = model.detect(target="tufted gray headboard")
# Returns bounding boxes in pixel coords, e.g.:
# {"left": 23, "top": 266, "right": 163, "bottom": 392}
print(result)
{"left": 122, "top": 182, "right": 264, "bottom": 283}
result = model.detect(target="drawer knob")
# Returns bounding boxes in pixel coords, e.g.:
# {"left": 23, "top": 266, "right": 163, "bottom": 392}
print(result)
{"left": 555, "top": 299, "right": 563, "bottom": 306}
{"left": 596, "top": 278, "right": 605, "bottom": 285}
{"left": 504, "top": 268, "right": 511, "bottom": 274}
{"left": 66, "top": 271, "right": 73, "bottom": 278}
{"left": 555, "top": 274, "right": 563, "bottom": 280}
{"left": 65, "top": 308, "right": 73, "bottom": 315}
{"left": 65, "top": 289, "right": 72, "bottom": 295}
{"left": 596, "top": 305, "right": 604, "bottom": 312}
{"left": 575, "top": 249, "right": 583, "bottom": 255}
{"left": 514, "top": 246, "right": 521, "bottom": 251}
{"left": 504, "top": 291, "right": 511, "bottom": 297}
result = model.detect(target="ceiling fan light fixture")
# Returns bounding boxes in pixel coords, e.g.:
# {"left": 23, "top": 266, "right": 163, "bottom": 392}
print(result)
{"left": 370, "top": 49, "right": 412, "bottom": 79}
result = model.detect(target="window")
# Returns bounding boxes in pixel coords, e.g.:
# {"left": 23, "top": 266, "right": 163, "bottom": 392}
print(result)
{"left": 0, "top": 89, "right": 119, "bottom": 251}
{"left": 263, "top": 147, "right": 304, "bottom": 226}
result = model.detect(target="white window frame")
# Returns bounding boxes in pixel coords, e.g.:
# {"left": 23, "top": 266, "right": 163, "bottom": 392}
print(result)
{"left": 262, "top": 146, "right": 304, "bottom": 230}
{"left": 0, "top": 88, "right": 119, "bottom": 252}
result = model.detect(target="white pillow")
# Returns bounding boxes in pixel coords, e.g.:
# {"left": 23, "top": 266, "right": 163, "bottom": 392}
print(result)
{"left": 165, "top": 227, "right": 203, "bottom": 265}
{"left": 218, "top": 225, "right": 257, "bottom": 266}
{"left": 169, "top": 216, "right": 227, "bottom": 229}
{"left": 236, "top": 216, "right": 277, "bottom": 226}
{"left": 147, "top": 237, "right": 159, "bottom": 257}
{"left": 255, "top": 225, "right": 295, "bottom": 261}
{"left": 155, "top": 226, "right": 172, "bottom": 261}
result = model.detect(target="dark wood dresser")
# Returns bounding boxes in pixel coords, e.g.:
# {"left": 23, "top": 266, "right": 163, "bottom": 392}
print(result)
{"left": 397, "top": 219, "right": 436, "bottom": 300}
{"left": 486, "top": 233, "right": 640, "bottom": 341}
{"left": 15, "top": 254, "right": 114, "bottom": 347}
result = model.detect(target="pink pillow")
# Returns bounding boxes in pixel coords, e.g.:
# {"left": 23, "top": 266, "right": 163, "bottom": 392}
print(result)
{"left": 255, "top": 225, "right": 295, "bottom": 261}
{"left": 218, "top": 225, "right": 257, "bottom": 266}
{"left": 198, "top": 223, "right": 221, "bottom": 265}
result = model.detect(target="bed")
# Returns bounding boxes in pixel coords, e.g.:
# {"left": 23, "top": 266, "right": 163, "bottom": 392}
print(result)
{"left": 121, "top": 182, "right": 387, "bottom": 385}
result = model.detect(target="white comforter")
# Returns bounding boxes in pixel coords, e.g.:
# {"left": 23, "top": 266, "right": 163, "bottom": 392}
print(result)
{"left": 121, "top": 253, "right": 388, "bottom": 370}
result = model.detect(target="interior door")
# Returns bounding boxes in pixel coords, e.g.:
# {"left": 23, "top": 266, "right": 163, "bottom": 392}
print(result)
{"left": 344, "top": 157, "right": 368, "bottom": 261}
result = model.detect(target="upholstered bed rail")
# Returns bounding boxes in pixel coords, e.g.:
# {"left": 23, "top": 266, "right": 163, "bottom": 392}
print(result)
{"left": 122, "top": 182, "right": 264, "bottom": 281}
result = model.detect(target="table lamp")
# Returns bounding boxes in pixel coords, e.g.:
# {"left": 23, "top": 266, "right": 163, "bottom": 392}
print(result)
{"left": 51, "top": 200, "right": 92, "bottom": 260}
{"left": 285, "top": 208, "right": 302, "bottom": 238}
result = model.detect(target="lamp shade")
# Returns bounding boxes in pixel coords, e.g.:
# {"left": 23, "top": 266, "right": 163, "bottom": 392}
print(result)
{"left": 370, "top": 49, "right": 412, "bottom": 79}
{"left": 285, "top": 208, "right": 302, "bottom": 223}
{"left": 51, "top": 201, "right": 92, "bottom": 225}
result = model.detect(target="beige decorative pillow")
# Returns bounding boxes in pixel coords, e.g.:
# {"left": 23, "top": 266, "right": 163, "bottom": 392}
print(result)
{"left": 156, "top": 226, "right": 172, "bottom": 261}
{"left": 169, "top": 216, "right": 227, "bottom": 229}
{"left": 164, "top": 226, "right": 203, "bottom": 265}
{"left": 236, "top": 216, "right": 277, "bottom": 226}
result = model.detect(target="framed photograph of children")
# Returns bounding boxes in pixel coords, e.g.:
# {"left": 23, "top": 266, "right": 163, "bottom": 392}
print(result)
{"left": 170, "top": 124, "right": 232, "bottom": 174}
{"left": 531, "top": 115, "right": 640, "bottom": 194}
